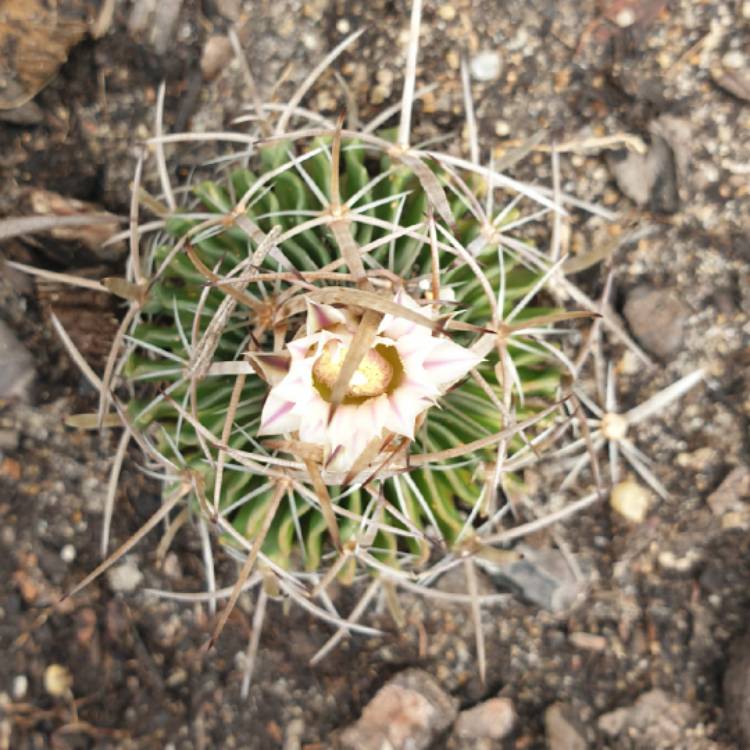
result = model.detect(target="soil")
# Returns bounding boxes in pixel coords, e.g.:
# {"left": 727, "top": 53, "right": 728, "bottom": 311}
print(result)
{"left": 1, "top": 1, "right": 749, "bottom": 748}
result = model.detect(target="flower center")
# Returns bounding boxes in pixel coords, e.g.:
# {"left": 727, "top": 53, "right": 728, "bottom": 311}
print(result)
{"left": 313, "top": 341, "right": 397, "bottom": 401}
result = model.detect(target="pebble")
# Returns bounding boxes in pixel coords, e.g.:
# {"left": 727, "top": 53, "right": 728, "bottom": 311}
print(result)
{"left": 0, "top": 429, "right": 19, "bottom": 452}
{"left": 724, "top": 632, "right": 750, "bottom": 746}
{"left": 622, "top": 286, "right": 689, "bottom": 359}
{"left": 607, "top": 135, "right": 678, "bottom": 213}
{"left": 598, "top": 689, "right": 693, "bottom": 746}
{"left": 470, "top": 50, "right": 502, "bottom": 82}
{"left": 214, "top": 0, "right": 241, "bottom": 21}
{"left": 44, "top": 664, "right": 73, "bottom": 697}
{"left": 0, "top": 320, "right": 35, "bottom": 401}
{"left": 610, "top": 480, "right": 650, "bottom": 523}
{"left": 707, "top": 466, "right": 750, "bottom": 516}
{"left": 12, "top": 675, "right": 28, "bottom": 700}
{"left": 284, "top": 718, "right": 305, "bottom": 750}
{"left": 721, "top": 50, "right": 745, "bottom": 70}
{"left": 452, "top": 696, "right": 515, "bottom": 740}
{"left": 60, "top": 544, "right": 76, "bottom": 563}
{"left": 339, "top": 668, "right": 458, "bottom": 750}
{"left": 569, "top": 631, "right": 607, "bottom": 652}
{"left": 544, "top": 703, "right": 587, "bottom": 750}
{"left": 107, "top": 558, "right": 144, "bottom": 593}
{"left": 494, "top": 120, "right": 511, "bottom": 137}
{"left": 483, "top": 548, "right": 592, "bottom": 612}
{"left": 438, "top": 5, "right": 456, "bottom": 22}
{"left": 201, "top": 35, "right": 234, "bottom": 81}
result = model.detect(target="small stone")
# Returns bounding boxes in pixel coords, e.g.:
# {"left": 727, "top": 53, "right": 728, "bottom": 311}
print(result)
{"left": 12, "top": 675, "right": 28, "bottom": 700}
{"left": 369, "top": 85, "right": 389, "bottom": 105}
{"left": 0, "top": 321, "right": 35, "bottom": 401}
{"left": 0, "top": 457, "right": 21, "bottom": 481}
{"left": 545, "top": 703, "right": 587, "bottom": 750}
{"left": 607, "top": 135, "right": 678, "bottom": 213}
{"left": 44, "top": 664, "right": 73, "bottom": 697}
{"left": 470, "top": 50, "right": 502, "bottom": 82}
{"left": 569, "top": 631, "right": 607, "bottom": 652}
{"left": 336, "top": 18, "right": 351, "bottom": 34}
{"left": 438, "top": 4, "right": 456, "bottom": 21}
{"left": 446, "top": 50, "right": 460, "bottom": 70}
{"left": 60, "top": 544, "right": 76, "bottom": 563}
{"left": 615, "top": 8, "right": 636, "bottom": 27}
{"left": 107, "top": 558, "right": 144, "bottom": 593}
{"left": 657, "top": 548, "right": 701, "bottom": 573}
{"left": 610, "top": 480, "right": 650, "bottom": 523}
{"left": 494, "top": 120, "right": 511, "bottom": 137}
{"left": 483, "top": 548, "right": 593, "bottom": 612}
{"left": 201, "top": 35, "right": 233, "bottom": 81}
{"left": 623, "top": 286, "right": 689, "bottom": 359}
{"left": 724, "top": 632, "right": 750, "bottom": 746}
{"left": 284, "top": 718, "right": 305, "bottom": 750}
{"left": 214, "top": 0, "right": 241, "bottom": 20}
{"left": 339, "top": 668, "right": 458, "bottom": 750}
{"left": 722, "top": 50, "right": 745, "bottom": 70}
{"left": 598, "top": 689, "right": 693, "bottom": 746}
{"left": 0, "top": 429, "right": 19, "bottom": 451}
{"left": 162, "top": 552, "right": 182, "bottom": 579}
{"left": 707, "top": 466, "right": 750, "bottom": 516}
{"left": 166, "top": 668, "right": 187, "bottom": 687}
{"left": 453, "top": 697, "right": 515, "bottom": 740}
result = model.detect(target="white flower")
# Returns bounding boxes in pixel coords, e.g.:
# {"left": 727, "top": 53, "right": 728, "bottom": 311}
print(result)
{"left": 258, "top": 290, "right": 483, "bottom": 475}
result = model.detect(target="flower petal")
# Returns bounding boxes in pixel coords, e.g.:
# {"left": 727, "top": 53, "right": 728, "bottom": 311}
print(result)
{"left": 421, "top": 337, "right": 483, "bottom": 386}
{"left": 379, "top": 289, "right": 430, "bottom": 340}
{"left": 305, "top": 299, "right": 348, "bottom": 335}
{"left": 258, "top": 391, "right": 301, "bottom": 435}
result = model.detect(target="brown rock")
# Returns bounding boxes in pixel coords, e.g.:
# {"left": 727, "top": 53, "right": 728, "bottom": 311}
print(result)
{"left": 339, "top": 669, "right": 458, "bottom": 750}
{"left": 545, "top": 703, "right": 587, "bottom": 750}
{"left": 707, "top": 466, "right": 750, "bottom": 516}
{"left": 201, "top": 35, "right": 234, "bottom": 81}
{"left": 452, "top": 697, "right": 515, "bottom": 740}
{"left": 623, "top": 286, "right": 690, "bottom": 359}
{"left": 598, "top": 689, "right": 694, "bottom": 748}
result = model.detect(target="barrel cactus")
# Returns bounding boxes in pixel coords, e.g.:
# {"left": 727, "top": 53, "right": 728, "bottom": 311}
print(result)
{"left": 42, "top": 4, "right": 611, "bottom": 681}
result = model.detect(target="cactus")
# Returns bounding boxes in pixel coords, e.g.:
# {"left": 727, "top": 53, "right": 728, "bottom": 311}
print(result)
{"left": 125, "top": 129, "right": 567, "bottom": 580}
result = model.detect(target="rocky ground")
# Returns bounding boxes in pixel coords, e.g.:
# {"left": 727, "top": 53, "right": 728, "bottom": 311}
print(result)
{"left": 1, "top": 0, "right": 749, "bottom": 748}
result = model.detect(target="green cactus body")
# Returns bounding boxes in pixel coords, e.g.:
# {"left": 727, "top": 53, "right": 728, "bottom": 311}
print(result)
{"left": 125, "top": 134, "right": 562, "bottom": 576}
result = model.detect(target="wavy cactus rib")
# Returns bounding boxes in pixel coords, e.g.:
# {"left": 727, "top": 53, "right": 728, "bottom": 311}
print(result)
{"left": 125, "top": 127, "right": 568, "bottom": 577}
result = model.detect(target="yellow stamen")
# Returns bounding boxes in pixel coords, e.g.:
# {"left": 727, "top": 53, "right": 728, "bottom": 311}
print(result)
{"left": 313, "top": 341, "right": 394, "bottom": 400}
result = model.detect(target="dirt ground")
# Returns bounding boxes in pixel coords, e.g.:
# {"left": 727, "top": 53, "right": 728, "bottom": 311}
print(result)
{"left": 1, "top": 0, "right": 749, "bottom": 748}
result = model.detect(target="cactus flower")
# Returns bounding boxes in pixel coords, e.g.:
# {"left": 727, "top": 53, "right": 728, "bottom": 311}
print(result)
{"left": 259, "top": 290, "right": 484, "bottom": 474}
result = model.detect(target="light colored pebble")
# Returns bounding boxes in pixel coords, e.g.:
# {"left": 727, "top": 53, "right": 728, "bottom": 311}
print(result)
{"left": 60, "top": 544, "right": 76, "bottom": 563}
{"left": 470, "top": 50, "right": 502, "bottom": 82}
{"left": 611, "top": 480, "right": 650, "bottom": 523}
{"left": 107, "top": 558, "right": 144, "bottom": 593}
{"left": 722, "top": 50, "right": 745, "bottom": 70}
{"left": 438, "top": 4, "right": 456, "bottom": 21}
{"left": 12, "top": 675, "right": 28, "bottom": 700}
{"left": 44, "top": 664, "right": 73, "bottom": 697}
